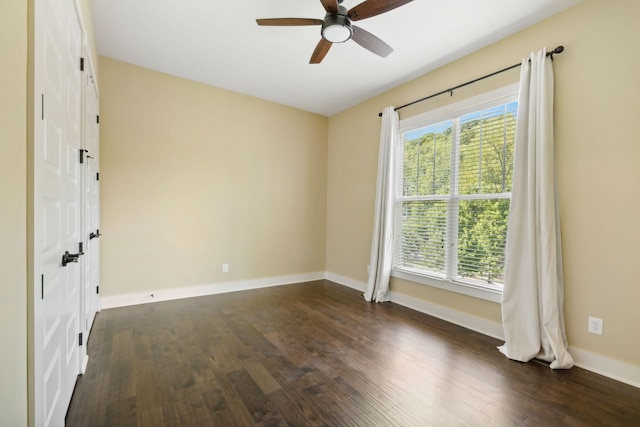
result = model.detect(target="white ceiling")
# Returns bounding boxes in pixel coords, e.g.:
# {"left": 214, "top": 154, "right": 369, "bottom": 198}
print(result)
{"left": 90, "top": 0, "right": 581, "bottom": 117}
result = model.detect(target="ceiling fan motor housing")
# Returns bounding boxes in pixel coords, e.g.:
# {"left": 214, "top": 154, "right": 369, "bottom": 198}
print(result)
{"left": 321, "top": 5, "right": 352, "bottom": 43}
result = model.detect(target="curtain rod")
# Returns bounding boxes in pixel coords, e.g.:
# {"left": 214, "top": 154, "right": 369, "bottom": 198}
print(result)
{"left": 377, "top": 45, "right": 565, "bottom": 117}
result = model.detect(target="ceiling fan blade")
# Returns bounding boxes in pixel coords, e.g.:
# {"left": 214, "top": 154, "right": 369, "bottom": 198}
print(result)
{"left": 319, "top": 0, "right": 339, "bottom": 14}
{"left": 348, "top": 0, "right": 413, "bottom": 21}
{"left": 351, "top": 25, "right": 393, "bottom": 57}
{"left": 256, "top": 18, "right": 323, "bottom": 26}
{"left": 310, "top": 38, "right": 332, "bottom": 64}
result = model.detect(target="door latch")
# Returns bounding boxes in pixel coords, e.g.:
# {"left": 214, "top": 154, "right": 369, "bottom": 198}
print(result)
{"left": 61, "top": 251, "right": 81, "bottom": 267}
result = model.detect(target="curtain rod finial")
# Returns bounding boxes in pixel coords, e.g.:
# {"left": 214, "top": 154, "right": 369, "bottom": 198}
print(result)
{"left": 553, "top": 45, "right": 564, "bottom": 54}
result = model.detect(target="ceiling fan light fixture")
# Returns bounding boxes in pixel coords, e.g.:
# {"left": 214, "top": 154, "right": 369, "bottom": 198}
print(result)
{"left": 321, "top": 15, "right": 352, "bottom": 43}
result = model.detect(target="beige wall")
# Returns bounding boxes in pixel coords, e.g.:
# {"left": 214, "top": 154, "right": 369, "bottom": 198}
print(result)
{"left": 326, "top": 0, "right": 640, "bottom": 367}
{"left": 0, "top": 1, "right": 28, "bottom": 426}
{"left": 99, "top": 57, "right": 328, "bottom": 297}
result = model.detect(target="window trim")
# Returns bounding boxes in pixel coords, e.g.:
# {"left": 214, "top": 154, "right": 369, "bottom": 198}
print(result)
{"left": 392, "top": 83, "right": 519, "bottom": 303}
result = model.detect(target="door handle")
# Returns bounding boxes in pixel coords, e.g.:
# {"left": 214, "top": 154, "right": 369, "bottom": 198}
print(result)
{"left": 62, "top": 251, "right": 81, "bottom": 267}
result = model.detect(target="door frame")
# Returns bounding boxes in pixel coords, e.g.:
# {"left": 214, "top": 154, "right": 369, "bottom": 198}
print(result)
{"left": 79, "top": 51, "right": 100, "bottom": 374}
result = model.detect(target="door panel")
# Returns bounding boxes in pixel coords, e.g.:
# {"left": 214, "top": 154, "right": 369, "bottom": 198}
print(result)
{"left": 34, "top": 0, "right": 83, "bottom": 425}
{"left": 43, "top": 349, "right": 61, "bottom": 426}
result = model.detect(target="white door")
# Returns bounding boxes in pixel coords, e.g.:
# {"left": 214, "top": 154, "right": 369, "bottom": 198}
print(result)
{"left": 81, "top": 60, "right": 100, "bottom": 371}
{"left": 34, "top": 0, "right": 84, "bottom": 425}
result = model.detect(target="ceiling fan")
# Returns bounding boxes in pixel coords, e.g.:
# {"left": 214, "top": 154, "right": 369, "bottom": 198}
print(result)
{"left": 256, "top": 0, "right": 413, "bottom": 64}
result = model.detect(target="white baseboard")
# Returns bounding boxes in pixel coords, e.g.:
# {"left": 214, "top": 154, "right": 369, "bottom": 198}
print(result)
{"left": 80, "top": 354, "right": 89, "bottom": 375}
{"left": 570, "top": 347, "right": 640, "bottom": 389}
{"left": 100, "top": 272, "right": 325, "bottom": 309}
{"left": 324, "top": 272, "right": 367, "bottom": 292}
{"left": 100, "top": 270, "right": 639, "bottom": 389}
{"left": 389, "top": 290, "right": 506, "bottom": 340}
{"left": 326, "top": 272, "right": 639, "bottom": 389}
{"left": 324, "top": 272, "right": 504, "bottom": 339}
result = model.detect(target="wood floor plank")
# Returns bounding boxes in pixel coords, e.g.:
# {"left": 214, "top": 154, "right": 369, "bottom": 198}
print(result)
{"left": 136, "top": 406, "right": 164, "bottom": 427}
{"left": 210, "top": 367, "right": 258, "bottom": 426}
{"left": 105, "top": 396, "right": 137, "bottom": 427}
{"left": 266, "top": 389, "right": 318, "bottom": 427}
{"left": 242, "top": 359, "right": 282, "bottom": 395}
{"left": 66, "top": 280, "right": 640, "bottom": 426}
{"left": 227, "top": 368, "right": 287, "bottom": 426}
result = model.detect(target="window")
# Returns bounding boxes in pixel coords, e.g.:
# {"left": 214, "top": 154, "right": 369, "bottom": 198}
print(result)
{"left": 392, "top": 85, "right": 518, "bottom": 301}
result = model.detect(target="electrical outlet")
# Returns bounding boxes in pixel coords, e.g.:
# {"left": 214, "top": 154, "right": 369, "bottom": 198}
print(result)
{"left": 222, "top": 263, "right": 229, "bottom": 273}
{"left": 588, "top": 316, "right": 603, "bottom": 335}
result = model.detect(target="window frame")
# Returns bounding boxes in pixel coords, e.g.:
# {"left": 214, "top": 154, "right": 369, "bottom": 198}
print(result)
{"left": 391, "top": 83, "right": 519, "bottom": 303}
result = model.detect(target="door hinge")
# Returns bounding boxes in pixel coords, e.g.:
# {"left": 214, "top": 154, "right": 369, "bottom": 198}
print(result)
{"left": 96, "top": 285, "right": 99, "bottom": 294}
{"left": 79, "top": 332, "right": 83, "bottom": 346}
{"left": 80, "top": 57, "right": 85, "bottom": 71}
{"left": 79, "top": 241, "right": 84, "bottom": 255}
{"left": 96, "top": 172, "right": 100, "bottom": 181}
{"left": 96, "top": 115, "right": 100, "bottom": 124}
{"left": 41, "top": 274, "right": 44, "bottom": 300}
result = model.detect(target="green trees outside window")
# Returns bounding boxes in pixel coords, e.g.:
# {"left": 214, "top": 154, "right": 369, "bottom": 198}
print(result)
{"left": 395, "top": 102, "right": 517, "bottom": 286}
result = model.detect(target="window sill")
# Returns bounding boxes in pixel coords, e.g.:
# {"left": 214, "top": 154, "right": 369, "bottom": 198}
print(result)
{"left": 390, "top": 268, "right": 502, "bottom": 303}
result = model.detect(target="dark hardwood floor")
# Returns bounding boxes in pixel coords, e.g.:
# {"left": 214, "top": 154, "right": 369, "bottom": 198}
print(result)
{"left": 66, "top": 280, "right": 640, "bottom": 426}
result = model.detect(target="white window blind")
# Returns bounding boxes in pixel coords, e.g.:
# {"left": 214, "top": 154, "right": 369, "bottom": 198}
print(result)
{"left": 394, "top": 88, "right": 517, "bottom": 292}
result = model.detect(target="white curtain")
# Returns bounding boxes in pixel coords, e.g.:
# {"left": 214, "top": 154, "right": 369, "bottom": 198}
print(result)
{"left": 364, "top": 107, "right": 398, "bottom": 303}
{"left": 498, "top": 49, "right": 573, "bottom": 369}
